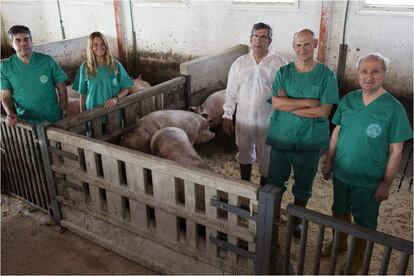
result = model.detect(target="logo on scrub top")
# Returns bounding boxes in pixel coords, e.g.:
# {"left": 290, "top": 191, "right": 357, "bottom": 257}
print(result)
{"left": 366, "top": 123, "right": 382, "bottom": 138}
{"left": 112, "top": 78, "right": 118, "bottom": 86}
{"left": 40, "top": 75, "right": 48, "bottom": 84}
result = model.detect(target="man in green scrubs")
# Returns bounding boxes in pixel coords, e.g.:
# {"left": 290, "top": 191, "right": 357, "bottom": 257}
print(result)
{"left": 322, "top": 53, "right": 412, "bottom": 273}
{"left": 266, "top": 29, "right": 339, "bottom": 238}
{"left": 1, "top": 25, "right": 68, "bottom": 126}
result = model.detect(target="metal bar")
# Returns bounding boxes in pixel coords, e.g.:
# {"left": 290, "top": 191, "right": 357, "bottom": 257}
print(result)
{"left": 11, "top": 126, "right": 31, "bottom": 201}
{"left": 398, "top": 252, "right": 410, "bottom": 275}
{"left": 1, "top": 123, "right": 19, "bottom": 195}
{"left": 5, "top": 124, "right": 23, "bottom": 196}
{"left": 379, "top": 246, "right": 392, "bottom": 275}
{"left": 312, "top": 224, "right": 325, "bottom": 275}
{"left": 21, "top": 128, "right": 41, "bottom": 206}
{"left": 361, "top": 240, "right": 374, "bottom": 275}
{"left": 329, "top": 230, "right": 341, "bottom": 275}
{"left": 17, "top": 127, "right": 37, "bottom": 203}
{"left": 210, "top": 198, "right": 257, "bottom": 222}
{"left": 297, "top": 219, "right": 309, "bottom": 274}
{"left": 26, "top": 128, "right": 48, "bottom": 209}
{"left": 283, "top": 214, "right": 293, "bottom": 274}
{"left": 344, "top": 235, "right": 357, "bottom": 274}
{"left": 209, "top": 236, "right": 255, "bottom": 260}
{"left": 56, "top": 0, "right": 66, "bottom": 39}
{"left": 287, "top": 205, "right": 413, "bottom": 253}
{"left": 35, "top": 124, "right": 62, "bottom": 223}
{"left": 31, "top": 129, "right": 51, "bottom": 207}
{"left": 254, "top": 185, "right": 281, "bottom": 275}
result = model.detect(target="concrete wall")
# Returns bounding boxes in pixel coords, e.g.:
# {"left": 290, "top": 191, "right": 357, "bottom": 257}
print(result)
{"left": 2, "top": 0, "right": 413, "bottom": 98}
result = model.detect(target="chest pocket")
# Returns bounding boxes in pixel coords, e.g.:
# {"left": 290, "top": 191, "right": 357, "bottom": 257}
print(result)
{"left": 308, "top": 85, "right": 322, "bottom": 99}
{"left": 363, "top": 116, "right": 388, "bottom": 140}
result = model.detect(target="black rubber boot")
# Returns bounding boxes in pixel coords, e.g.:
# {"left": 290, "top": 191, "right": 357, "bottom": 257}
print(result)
{"left": 240, "top": 164, "right": 252, "bottom": 181}
{"left": 293, "top": 198, "right": 308, "bottom": 239}
{"left": 259, "top": 176, "right": 268, "bottom": 186}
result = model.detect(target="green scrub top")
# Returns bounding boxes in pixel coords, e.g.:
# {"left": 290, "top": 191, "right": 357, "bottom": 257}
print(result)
{"left": 72, "top": 60, "right": 133, "bottom": 110}
{"left": 1, "top": 52, "right": 68, "bottom": 124}
{"left": 266, "top": 62, "right": 339, "bottom": 150}
{"left": 332, "top": 90, "right": 413, "bottom": 188}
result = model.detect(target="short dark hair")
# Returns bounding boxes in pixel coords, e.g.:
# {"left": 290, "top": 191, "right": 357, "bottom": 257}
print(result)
{"left": 251, "top": 22, "right": 272, "bottom": 40}
{"left": 8, "top": 25, "right": 32, "bottom": 41}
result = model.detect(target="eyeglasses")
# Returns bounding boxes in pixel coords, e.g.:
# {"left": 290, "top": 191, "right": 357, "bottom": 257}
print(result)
{"left": 251, "top": 34, "right": 269, "bottom": 42}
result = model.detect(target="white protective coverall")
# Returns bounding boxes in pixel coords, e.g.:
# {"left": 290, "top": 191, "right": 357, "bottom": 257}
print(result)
{"left": 223, "top": 50, "right": 287, "bottom": 177}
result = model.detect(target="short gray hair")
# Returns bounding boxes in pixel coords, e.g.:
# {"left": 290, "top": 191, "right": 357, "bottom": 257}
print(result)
{"left": 251, "top": 22, "right": 272, "bottom": 41}
{"left": 356, "top": 53, "right": 390, "bottom": 72}
{"left": 8, "top": 25, "right": 32, "bottom": 41}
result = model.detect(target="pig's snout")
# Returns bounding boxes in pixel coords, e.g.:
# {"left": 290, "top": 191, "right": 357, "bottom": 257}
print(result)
{"left": 195, "top": 129, "right": 215, "bottom": 144}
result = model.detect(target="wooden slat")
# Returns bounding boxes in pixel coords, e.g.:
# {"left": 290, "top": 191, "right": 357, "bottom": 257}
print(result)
{"left": 107, "top": 110, "right": 120, "bottom": 134}
{"left": 107, "top": 191, "right": 123, "bottom": 220}
{"left": 129, "top": 199, "right": 149, "bottom": 231}
{"left": 52, "top": 164, "right": 255, "bottom": 242}
{"left": 228, "top": 194, "right": 239, "bottom": 263}
{"left": 152, "top": 171, "right": 175, "bottom": 202}
{"left": 84, "top": 149, "right": 99, "bottom": 179}
{"left": 47, "top": 127, "right": 258, "bottom": 200}
{"left": 102, "top": 155, "right": 120, "bottom": 186}
{"left": 92, "top": 118, "right": 104, "bottom": 139}
{"left": 88, "top": 185, "right": 101, "bottom": 212}
{"left": 125, "top": 163, "right": 145, "bottom": 193}
{"left": 55, "top": 76, "right": 186, "bottom": 130}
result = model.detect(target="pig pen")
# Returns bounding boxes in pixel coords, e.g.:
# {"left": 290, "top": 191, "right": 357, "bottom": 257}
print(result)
{"left": 38, "top": 45, "right": 272, "bottom": 274}
{"left": 2, "top": 39, "right": 412, "bottom": 274}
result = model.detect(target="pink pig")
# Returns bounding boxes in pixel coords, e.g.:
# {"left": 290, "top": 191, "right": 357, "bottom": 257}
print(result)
{"left": 190, "top": 89, "right": 226, "bottom": 128}
{"left": 150, "top": 127, "right": 208, "bottom": 169}
{"left": 120, "top": 110, "right": 215, "bottom": 153}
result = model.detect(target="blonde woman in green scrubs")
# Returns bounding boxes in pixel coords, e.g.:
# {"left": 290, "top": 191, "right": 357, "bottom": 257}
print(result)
{"left": 72, "top": 32, "right": 133, "bottom": 134}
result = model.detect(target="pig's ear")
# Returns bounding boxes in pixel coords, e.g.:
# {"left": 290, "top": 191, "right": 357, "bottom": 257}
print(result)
{"left": 189, "top": 106, "right": 200, "bottom": 113}
{"left": 138, "top": 74, "right": 142, "bottom": 80}
{"left": 201, "top": 113, "right": 210, "bottom": 120}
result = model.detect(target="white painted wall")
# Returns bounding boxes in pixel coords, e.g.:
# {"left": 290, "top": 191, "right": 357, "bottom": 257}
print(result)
{"left": 328, "top": 1, "right": 413, "bottom": 95}
{"left": 131, "top": 0, "right": 321, "bottom": 60}
{"left": 1, "top": 0, "right": 119, "bottom": 58}
{"left": 1, "top": 0, "right": 413, "bottom": 96}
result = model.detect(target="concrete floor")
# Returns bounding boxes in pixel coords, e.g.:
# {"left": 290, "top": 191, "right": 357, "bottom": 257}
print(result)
{"left": 1, "top": 194, "right": 156, "bottom": 275}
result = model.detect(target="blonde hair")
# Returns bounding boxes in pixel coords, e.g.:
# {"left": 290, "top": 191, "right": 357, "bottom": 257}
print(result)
{"left": 86, "top": 32, "right": 117, "bottom": 77}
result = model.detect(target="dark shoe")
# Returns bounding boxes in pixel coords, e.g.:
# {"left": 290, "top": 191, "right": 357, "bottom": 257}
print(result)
{"left": 339, "top": 238, "right": 366, "bottom": 274}
{"left": 240, "top": 164, "right": 252, "bottom": 181}
{"left": 321, "top": 213, "right": 351, "bottom": 258}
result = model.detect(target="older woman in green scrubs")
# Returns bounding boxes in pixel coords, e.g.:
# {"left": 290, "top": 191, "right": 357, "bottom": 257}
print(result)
{"left": 322, "top": 53, "right": 412, "bottom": 274}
